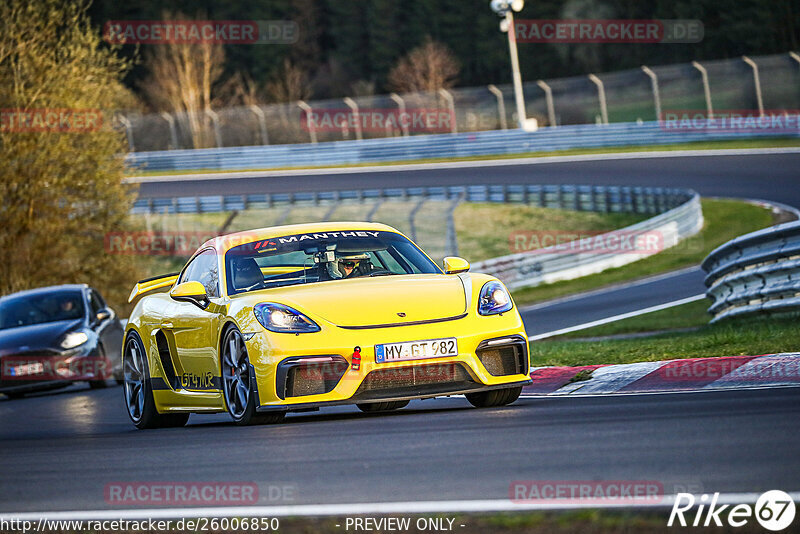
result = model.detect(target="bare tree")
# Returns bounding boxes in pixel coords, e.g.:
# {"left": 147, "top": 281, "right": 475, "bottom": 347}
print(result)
{"left": 264, "top": 58, "right": 311, "bottom": 103}
{"left": 139, "top": 12, "right": 225, "bottom": 148}
{"left": 387, "top": 37, "right": 460, "bottom": 94}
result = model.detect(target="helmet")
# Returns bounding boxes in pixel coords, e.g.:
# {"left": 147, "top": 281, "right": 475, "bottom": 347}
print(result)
{"left": 326, "top": 253, "right": 370, "bottom": 279}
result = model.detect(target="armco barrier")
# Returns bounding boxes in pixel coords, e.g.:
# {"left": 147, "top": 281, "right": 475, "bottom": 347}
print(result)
{"left": 125, "top": 120, "right": 799, "bottom": 173}
{"left": 702, "top": 220, "right": 800, "bottom": 322}
{"left": 472, "top": 191, "right": 702, "bottom": 290}
{"left": 134, "top": 184, "right": 703, "bottom": 291}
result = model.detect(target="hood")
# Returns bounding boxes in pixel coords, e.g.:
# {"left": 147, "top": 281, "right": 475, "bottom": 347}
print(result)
{"left": 242, "top": 274, "right": 468, "bottom": 328}
{"left": 0, "top": 319, "right": 84, "bottom": 355}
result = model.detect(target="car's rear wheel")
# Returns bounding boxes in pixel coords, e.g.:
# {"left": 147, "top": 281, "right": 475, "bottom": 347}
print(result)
{"left": 123, "top": 332, "right": 189, "bottom": 429}
{"left": 466, "top": 386, "right": 522, "bottom": 408}
{"left": 356, "top": 400, "right": 409, "bottom": 413}
{"left": 221, "top": 327, "right": 284, "bottom": 426}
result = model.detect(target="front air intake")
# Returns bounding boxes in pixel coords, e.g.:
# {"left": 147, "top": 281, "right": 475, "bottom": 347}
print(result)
{"left": 476, "top": 336, "right": 528, "bottom": 376}
{"left": 277, "top": 356, "right": 348, "bottom": 399}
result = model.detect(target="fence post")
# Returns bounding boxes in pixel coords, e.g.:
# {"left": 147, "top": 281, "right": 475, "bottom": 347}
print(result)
{"left": 536, "top": 80, "right": 556, "bottom": 127}
{"left": 487, "top": 84, "right": 507, "bottom": 130}
{"left": 641, "top": 66, "right": 662, "bottom": 121}
{"left": 160, "top": 112, "right": 179, "bottom": 150}
{"left": 409, "top": 199, "right": 426, "bottom": 242}
{"left": 692, "top": 61, "right": 714, "bottom": 119}
{"left": 438, "top": 88, "right": 457, "bottom": 134}
{"left": 445, "top": 195, "right": 464, "bottom": 257}
{"left": 296, "top": 100, "right": 317, "bottom": 144}
{"left": 588, "top": 74, "right": 609, "bottom": 125}
{"left": 343, "top": 97, "right": 363, "bottom": 140}
{"left": 390, "top": 93, "right": 409, "bottom": 137}
{"left": 205, "top": 108, "right": 223, "bottom": 148}
{"left": 116, "top": 113, "right": 135, "bottom": 152}
{"left": 249, "top": 105, "right": 269, "bottom": 145}
{"left": 742, "top": 56, "right": 765, "bottom": 117}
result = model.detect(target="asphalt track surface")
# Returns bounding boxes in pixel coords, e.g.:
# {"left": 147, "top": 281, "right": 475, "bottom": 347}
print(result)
{"left": 520, "top": 267, "right": 706, "bottom": 337}
{"left": 2, "top": 153, "right": 799, "bottom": 515}
{"left": 1, "top": 384, "right": 799, "bottom": 513}
{"left": 136, "top": 152, "right": 800, "bottom": 209}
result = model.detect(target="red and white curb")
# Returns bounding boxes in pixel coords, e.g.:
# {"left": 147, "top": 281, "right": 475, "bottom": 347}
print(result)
{"left": 523, "top": 353, "right": 800, "bottom": 396}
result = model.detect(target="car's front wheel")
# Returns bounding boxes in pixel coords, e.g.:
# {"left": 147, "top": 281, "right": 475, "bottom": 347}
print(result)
{"left": 356, "top": 400, "right": 409, "bottom": 413}
{"left": 123, "top": 332, "right": 189, "bottom": 429}
{"left": 466, "top": 386, "right": 522, "bottom": 408}
{"left": 221, "top": 327, "right": 284, "bottom": 426}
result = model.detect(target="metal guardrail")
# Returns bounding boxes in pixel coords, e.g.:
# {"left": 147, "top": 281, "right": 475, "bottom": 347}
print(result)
{"left": 125, "top": 119, "right": 799, "bottom": 173}
{"left": 702, "top": 220, "right": 800, "bottom": 322}
{"left": 473, "top": 190, "right": 702, "bottom": 290}
{"left": 134, "top": 184, "right": 703, "bottom": 291}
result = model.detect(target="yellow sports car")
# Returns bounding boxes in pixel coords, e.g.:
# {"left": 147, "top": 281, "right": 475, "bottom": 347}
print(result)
{"left": 123, "top": 222, "right": 531, "bottom": 429}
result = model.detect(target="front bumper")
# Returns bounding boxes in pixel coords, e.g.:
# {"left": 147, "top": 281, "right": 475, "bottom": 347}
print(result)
{"left": 247, "top": 314, "right": 531, "bottom": 410}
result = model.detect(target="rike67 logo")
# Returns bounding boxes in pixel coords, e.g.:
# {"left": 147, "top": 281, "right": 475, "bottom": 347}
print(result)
{"left": 669, "top": 490, "right": 795, "bottom": 531}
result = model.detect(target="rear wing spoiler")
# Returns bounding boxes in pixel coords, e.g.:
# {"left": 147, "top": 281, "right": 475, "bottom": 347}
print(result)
{"left": 128, "top": 272, "right": 180, "bottom": 303}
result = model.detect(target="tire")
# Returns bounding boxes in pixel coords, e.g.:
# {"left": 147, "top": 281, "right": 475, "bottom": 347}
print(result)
{"left": 4, "top": 392, "right": 25, "bottom": 400}
{"left": 89, "top": 345, "right": 109, "bottom": 389}
{"left": 356, "top": 400, "right": 410, "bottom": 413}
{"left": 221, "top": 327, "right": 285, "bottom": 426}
{"left": 465, "top": 386, "right": 522, "bottom": 408}
{"left": 123, "top": 331, "right": 189, "bottom": 429}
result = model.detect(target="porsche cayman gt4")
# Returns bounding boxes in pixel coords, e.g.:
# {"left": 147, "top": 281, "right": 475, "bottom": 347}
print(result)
{"left": 123, "top": 222, "right": 531, "bottom": 429}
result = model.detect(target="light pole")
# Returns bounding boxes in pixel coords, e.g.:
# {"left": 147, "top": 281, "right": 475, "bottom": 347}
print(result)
{"left": 490, "top": 0, "right": 537, "bottom": 131}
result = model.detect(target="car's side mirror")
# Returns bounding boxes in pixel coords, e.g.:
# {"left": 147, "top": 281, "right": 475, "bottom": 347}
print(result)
{"left": 95, "top": 309, "right": 112, "bottom": 323}
{"left": 443, "top": 256, "right": 470, "bottom": 274}
{"left": 169, "top": 281, "right": 210, "bottom": 309}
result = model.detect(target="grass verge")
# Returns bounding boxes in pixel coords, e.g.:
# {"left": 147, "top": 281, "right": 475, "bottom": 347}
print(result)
{"left": 531, "top": 315, "right": 800, "bottom": 368}
{"left": 512, "top": 199, "right": 775, "bottom": 307}
{"left": 127, "top": 137, "right": 800, "bottom": 176}
{"left": 556, "top": 299, "right": 711, "bottom": 339}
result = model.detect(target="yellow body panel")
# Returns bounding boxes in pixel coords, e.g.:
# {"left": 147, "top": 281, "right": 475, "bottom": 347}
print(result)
{"left": 124, "top": 222, "right": 530, "bottom": 415}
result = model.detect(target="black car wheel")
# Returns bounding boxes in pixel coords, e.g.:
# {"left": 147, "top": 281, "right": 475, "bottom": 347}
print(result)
{"left": 123, "top": 331, "right": 188, "bottom": 429}
{"left": 221, "top": 327, "right": 284, "bottom": 426}
{"left": 466, "top": 386, "right": 522, "bottom": 408}
{"left": 356, "top": 400, "right": 409, "bottom": 412}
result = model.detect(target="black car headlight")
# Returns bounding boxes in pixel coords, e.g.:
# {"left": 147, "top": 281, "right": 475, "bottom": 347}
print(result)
{"left": 253, "top": 303, "right": 321, "bottom": 333}
{"left": 60, "top": 331, "right": 89, "bottom": 350}
{"left": 478, "top": 281, "right": 513, "bottom": 316}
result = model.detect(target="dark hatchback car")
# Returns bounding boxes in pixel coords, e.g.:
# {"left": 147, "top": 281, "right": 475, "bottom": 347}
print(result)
{"left": 0, "top": 284, "right": 124, "bottom": 399}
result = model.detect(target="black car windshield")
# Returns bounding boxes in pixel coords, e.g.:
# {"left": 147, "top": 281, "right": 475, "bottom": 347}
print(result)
{"left": 0, "top": 290, "right": 85, "bottom": 330}
{"left": 225, "top": 230, "right": 441, "bottom": 294}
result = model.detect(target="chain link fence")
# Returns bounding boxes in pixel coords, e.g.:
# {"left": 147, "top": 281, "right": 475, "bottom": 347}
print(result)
{"left": 117, "top": 53, "right": 800, "bottom": 152}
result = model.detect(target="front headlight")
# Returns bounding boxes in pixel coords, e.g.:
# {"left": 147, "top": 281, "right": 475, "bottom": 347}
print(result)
{"left": 253, "top": 303, "right": 321, "bottom": 333}
{"left": 60, "top": 331, "right": 89, "bottom": 350}
{"left": 478, "top": 281, "right": 513, "bottom": 316}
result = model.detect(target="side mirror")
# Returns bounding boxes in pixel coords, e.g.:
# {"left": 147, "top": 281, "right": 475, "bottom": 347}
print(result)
{"left": 443, "top": 256, "right": 470, "bottom": 274}
{"left": 95, "top": 309, "right": 112, "bottom": 323}
{"left": 169, "top": 281, "right": 209, "bottom": 309}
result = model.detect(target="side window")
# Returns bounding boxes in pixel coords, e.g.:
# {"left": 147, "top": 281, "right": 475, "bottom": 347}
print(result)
{"left": 180, "top": 249, "right": 220, "bottom": 298}
{"left": 88, "top": 290, "right": 105, "bottom": 316}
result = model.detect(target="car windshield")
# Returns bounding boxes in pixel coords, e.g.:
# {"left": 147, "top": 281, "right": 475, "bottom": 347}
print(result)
{"left": 225, "top": 230, "right": 441, "bottom": 294}
{"left": 0, "top": 290, "right": 85, "bottom": 330}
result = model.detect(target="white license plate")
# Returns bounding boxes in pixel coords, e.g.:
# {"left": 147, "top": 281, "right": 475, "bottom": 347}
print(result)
{"left": 375, "top": 338, "right": 458, "bottom": 363}
{"left": 10, "top": 362, "right": 44, "bottom": 377}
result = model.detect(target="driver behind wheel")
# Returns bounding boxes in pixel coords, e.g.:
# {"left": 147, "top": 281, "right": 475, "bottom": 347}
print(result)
{"left": 327, "top": 253, "right": 371, "bottom": 279}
